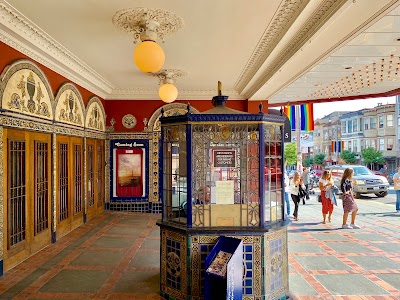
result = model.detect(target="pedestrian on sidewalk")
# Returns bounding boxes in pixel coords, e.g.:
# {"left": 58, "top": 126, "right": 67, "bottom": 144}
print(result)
{"left": 284, "top": 172, "right": 291, "bottom": 217}
{"left": 319, "top": 170, "right": 335, "bottom": 224}
{"left": 340, "top": 168, "right": 361, "bottom": 229}
{"left": 301, "top": 167, "right": 310, "bottom": 204}
{"left": 290, "top": 172, "right": 306, "bottom": 221}
{"left": 393, "top": 166, "right": 400, "bottom": 212}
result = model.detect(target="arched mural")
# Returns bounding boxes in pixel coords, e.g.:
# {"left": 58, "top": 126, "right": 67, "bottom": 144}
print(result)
{"left": 146, "top": 103, "right": 200, "bottom": 132}
{"left": 54, "top": 83, "right": 85, "bottom": 127}
{"left": 85, "top": 96, "right": 106, "bottom": 131}
{"left": 0, "top": 60, "right": 54, "bottom": 120}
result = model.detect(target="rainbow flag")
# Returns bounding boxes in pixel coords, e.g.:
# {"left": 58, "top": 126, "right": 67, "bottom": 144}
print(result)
{"left": 331, "top": 141, "right": 344, "bottom": 152}
{"left": 283, "top": 104, "right": 314, "bottom": 131}
{"left": 300, "top": 104, "right": 314, "bottom": 131}
{"left": 283, "top": 106, "right": 296, "bottom": 130}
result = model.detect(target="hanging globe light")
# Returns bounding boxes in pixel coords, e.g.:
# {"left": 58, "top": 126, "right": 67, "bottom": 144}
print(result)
{"left": 159, "top": 82, "right": 178, "bottom": 103}
{"left": 112, "top": 8, "right": 184, "bottom": 73}
{"left": 152, "top": 69, "right": 187, "bottom": 103}
{"left": 134, "top": 40, "right": 165, "bottom": 73}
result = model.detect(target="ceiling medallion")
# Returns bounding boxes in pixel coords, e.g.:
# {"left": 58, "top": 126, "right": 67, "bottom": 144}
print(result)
{"left": 112, "top": 8, "right": 184, "bottom": 43}
{"left": 122, "top": 114, "right": 137, "bottom": 129}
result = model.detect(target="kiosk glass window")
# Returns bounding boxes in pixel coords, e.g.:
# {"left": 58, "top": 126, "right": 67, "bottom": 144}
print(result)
{"left": 162, "top": 125, "right": 187, "bottom": 224}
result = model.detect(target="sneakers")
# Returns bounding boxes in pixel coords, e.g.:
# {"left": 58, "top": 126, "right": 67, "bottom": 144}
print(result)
{"left": 350, "top": 224, "right": 361, "bottom": 229}
{"left": 342, "top": 224, "right": 352, "bottom": 229}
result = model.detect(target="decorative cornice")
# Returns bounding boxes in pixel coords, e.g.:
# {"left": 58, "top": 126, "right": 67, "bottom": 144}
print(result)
{"left": 243, "top": 0, "right": 348, "bottom": 99}
{"left": 234, "top": 0, "right": 309, "bottom": 93}
{"left": 107, "top": 88, "right": 245, "bottom": 100}
{"left": 0, "top": 2, "right": 114, "bottom": 98}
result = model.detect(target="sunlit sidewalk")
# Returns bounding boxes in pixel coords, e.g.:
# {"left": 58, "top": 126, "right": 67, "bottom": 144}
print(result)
{"left": 288, "top": 193, "right": 400, "bottom": 299}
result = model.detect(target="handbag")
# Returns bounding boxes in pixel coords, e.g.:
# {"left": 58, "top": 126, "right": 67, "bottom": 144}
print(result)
{"left": 317, "top": 194, "right": 322, "bottom": 202}
{"left": 298, "top": 185, "right": 307, "bottom": 198}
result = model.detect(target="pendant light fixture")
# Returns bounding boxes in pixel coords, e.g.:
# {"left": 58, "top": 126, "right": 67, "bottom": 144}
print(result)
{"left": 113, "top": 8, "right": 184, "bottom": 73}
{"left": 153, "top": 69, "right": 187, "bottom": 103}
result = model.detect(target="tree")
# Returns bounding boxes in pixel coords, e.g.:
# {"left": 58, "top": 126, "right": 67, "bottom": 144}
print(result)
{"left": 361, "top": 147, "right": 385, "bottom": 168}
{"left": 314, "top": 153, "right": 326, "bottom": 166}
{"left": 284, "top": 142, "right": 297, "bottom": 166}
{"left": 303, "top": 156, "right": 314, "bottom": 167}
{"left": 340, "top": 150, "right": 356, "bottom": 164}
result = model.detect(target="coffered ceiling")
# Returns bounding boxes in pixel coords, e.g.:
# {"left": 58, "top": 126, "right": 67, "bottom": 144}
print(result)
{"left": 0, "top": 0, "right": 399, "bottom": 105}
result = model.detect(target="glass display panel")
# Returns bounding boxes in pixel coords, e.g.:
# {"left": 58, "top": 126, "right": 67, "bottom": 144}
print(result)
{"left": 264, "top": 125, "right": 283, "bottom": 224}
{"left": 162, "top": 125, "right": 187, "bottom": 224}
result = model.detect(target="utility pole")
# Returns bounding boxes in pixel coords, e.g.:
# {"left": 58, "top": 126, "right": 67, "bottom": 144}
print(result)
{"left": 296, "top": 105, "right": 302, "bottom": 172}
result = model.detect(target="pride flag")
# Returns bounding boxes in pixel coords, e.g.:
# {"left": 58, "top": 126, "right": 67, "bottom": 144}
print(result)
{"left": 283, "top": 106, "right": 296, "bottom": 130}
{"left": 331, "top": 141, "right": 344, "bottom": 152}
{"left": 283, "top": 104, "right": 314, "bottom": 131}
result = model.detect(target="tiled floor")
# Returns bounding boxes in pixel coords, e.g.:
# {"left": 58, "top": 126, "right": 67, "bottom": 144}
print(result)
{"left": 0, "top": 193, "right": 399, "bottom": 299}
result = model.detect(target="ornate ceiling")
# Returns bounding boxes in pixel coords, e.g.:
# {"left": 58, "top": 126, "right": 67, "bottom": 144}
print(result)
{"left": 0, "top": 0, "right": 399, "bottom": 105}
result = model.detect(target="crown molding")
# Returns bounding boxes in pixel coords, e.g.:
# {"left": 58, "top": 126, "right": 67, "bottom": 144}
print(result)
{"left": 107, "top": 88, "right": 245, "bottom": 100}
{"left": 0, "top": 1, "right": 114, "bottom": 98}
{"left": 234, "top": 0, "right": 309, "bottom": 94}
{"left": 243, "top": 0, "right": 348, "bottom": 99}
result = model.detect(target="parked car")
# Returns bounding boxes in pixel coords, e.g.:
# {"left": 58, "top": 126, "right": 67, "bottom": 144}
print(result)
{"left": 372, "top": 170, "right": 387, "bottom": 178}
{"left": 311, "top": 169, "right": 323, "bottom": 177}
{"left": 325, "top": 165, "right": 389, "bottom": 198}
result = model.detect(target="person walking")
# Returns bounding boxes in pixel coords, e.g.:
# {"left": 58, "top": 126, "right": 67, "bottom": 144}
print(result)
{"left": 318, "top": 170, "right": 335, "bottom": 224}
{"left": 290, "top": 172, "right": 305, "bottom": 221}
{"left": 284, "top": 172, "right": 291, "bottom": 217}
{"left": 393, "top": 166, "right": 400, "bottom": 212}
{"left": 301, "top": 167, "right": 310, "bottom": 204}
{"left": 340, "top": 168, "right": 361, "bottom": 229}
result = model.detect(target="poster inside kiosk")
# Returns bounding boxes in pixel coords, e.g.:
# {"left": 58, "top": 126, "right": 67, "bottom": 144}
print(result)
{"left": 215, "top": 181, "right": 234, "bottom": 204}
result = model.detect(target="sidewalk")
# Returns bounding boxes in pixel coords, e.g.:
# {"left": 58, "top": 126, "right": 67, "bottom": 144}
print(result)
{"left": 288, "top": 192, "right": 400, "bottom": 299}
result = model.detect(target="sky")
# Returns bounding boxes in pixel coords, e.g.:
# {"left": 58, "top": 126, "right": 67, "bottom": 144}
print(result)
{"left": 313, "top": 96, "right": 397, "bottom": 120}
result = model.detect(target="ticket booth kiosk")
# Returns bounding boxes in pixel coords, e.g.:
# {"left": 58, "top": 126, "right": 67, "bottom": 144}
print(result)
{"left": 158, "top": 90, "right": 290, "bottom": 300}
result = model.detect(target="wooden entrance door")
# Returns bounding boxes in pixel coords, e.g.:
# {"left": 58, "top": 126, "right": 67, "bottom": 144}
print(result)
{"left": 56, "top": 135, "right": 84, "bottom": 238}
{"left": 86, "top": 139, "right": 104, "bottom": 220}
{"left": 3, "top": 129, "right": 52, "bottom": 271}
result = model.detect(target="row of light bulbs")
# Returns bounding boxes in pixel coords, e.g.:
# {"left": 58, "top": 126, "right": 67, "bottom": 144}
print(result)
{"left": 113, "top": 8, "right": 185, "bottom": 103}
{"left": 309, "top": 54, "right": 400, "bottom": 99}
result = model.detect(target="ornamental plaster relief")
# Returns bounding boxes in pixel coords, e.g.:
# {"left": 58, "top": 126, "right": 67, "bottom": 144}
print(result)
{"left": 85, "top": 97, "right": 106, "bottom": 132}
{"left": 54, "top": 83, "right": 85, "bottom": 127}
{"left": 0, "top": 61, "right": 54, "bottom": 120}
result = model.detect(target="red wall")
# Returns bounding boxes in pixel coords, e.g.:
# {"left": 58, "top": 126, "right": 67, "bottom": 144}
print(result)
{"left": 0, "top": 41, "right": 105, "bottom": 105}
{"left": 105, "top": 99, "right": 249, "bottom": 132}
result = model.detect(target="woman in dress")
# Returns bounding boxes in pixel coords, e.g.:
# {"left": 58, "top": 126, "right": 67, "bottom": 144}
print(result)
{"left": 319, "top": 170, "right": 334, "bottom": 224}
{"left": 290, "top": 172, "right": 305, "bottom": 221}
{"left": 340, "top": 168, "right": 361, "bottom": 229}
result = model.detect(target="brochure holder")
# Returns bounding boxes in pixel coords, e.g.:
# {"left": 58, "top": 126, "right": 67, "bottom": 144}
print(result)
{"left": 205, "top": 236, "right": 243, "bottom": 300}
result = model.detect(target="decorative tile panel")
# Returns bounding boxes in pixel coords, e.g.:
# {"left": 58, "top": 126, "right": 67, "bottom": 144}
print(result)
{"left": 264, "top": 228, "right": 288, "bottom": 300}
{"left": 190, "top": 234, "right": 263, "bottom": 300}
{"left": 161, "top": 228, "right": 187, "bottom": 300}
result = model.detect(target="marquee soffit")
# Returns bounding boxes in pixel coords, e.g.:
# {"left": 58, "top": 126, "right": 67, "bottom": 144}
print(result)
{"left": 0, "top": 0, "right": 399, "bottom": 104}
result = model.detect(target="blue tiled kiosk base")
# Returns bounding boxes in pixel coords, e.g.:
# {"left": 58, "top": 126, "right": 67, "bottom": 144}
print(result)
{"left": 159, "top": 225, "right": 288, "bottom": 300}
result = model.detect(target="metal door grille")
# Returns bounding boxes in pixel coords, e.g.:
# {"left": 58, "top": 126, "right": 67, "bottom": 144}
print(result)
{"left": 87, "top": 145, "right": 94, "bottom": 207}
{"left": 58, "top": 143, "right": 69, "bottom": 221}
{"left": 97, "top": 145, "right": 103, "bottom": 207}
{"left": 74, "top": 144, "right": 82, "bottom": 214}
{"left": 8, "top": 140, "right": 26, "bottom": 247}
{"left": 34, "top": 142, "right": 49, "bottom": 234}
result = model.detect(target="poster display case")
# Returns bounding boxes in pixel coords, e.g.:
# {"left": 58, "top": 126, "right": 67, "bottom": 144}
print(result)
{"left": 158, "top": 92, "right": 289, "bottom": 299}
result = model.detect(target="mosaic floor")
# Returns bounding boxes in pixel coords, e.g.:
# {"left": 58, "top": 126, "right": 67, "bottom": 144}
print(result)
{"left": 0, "top": 192, "right": 398, "bottom": 299}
